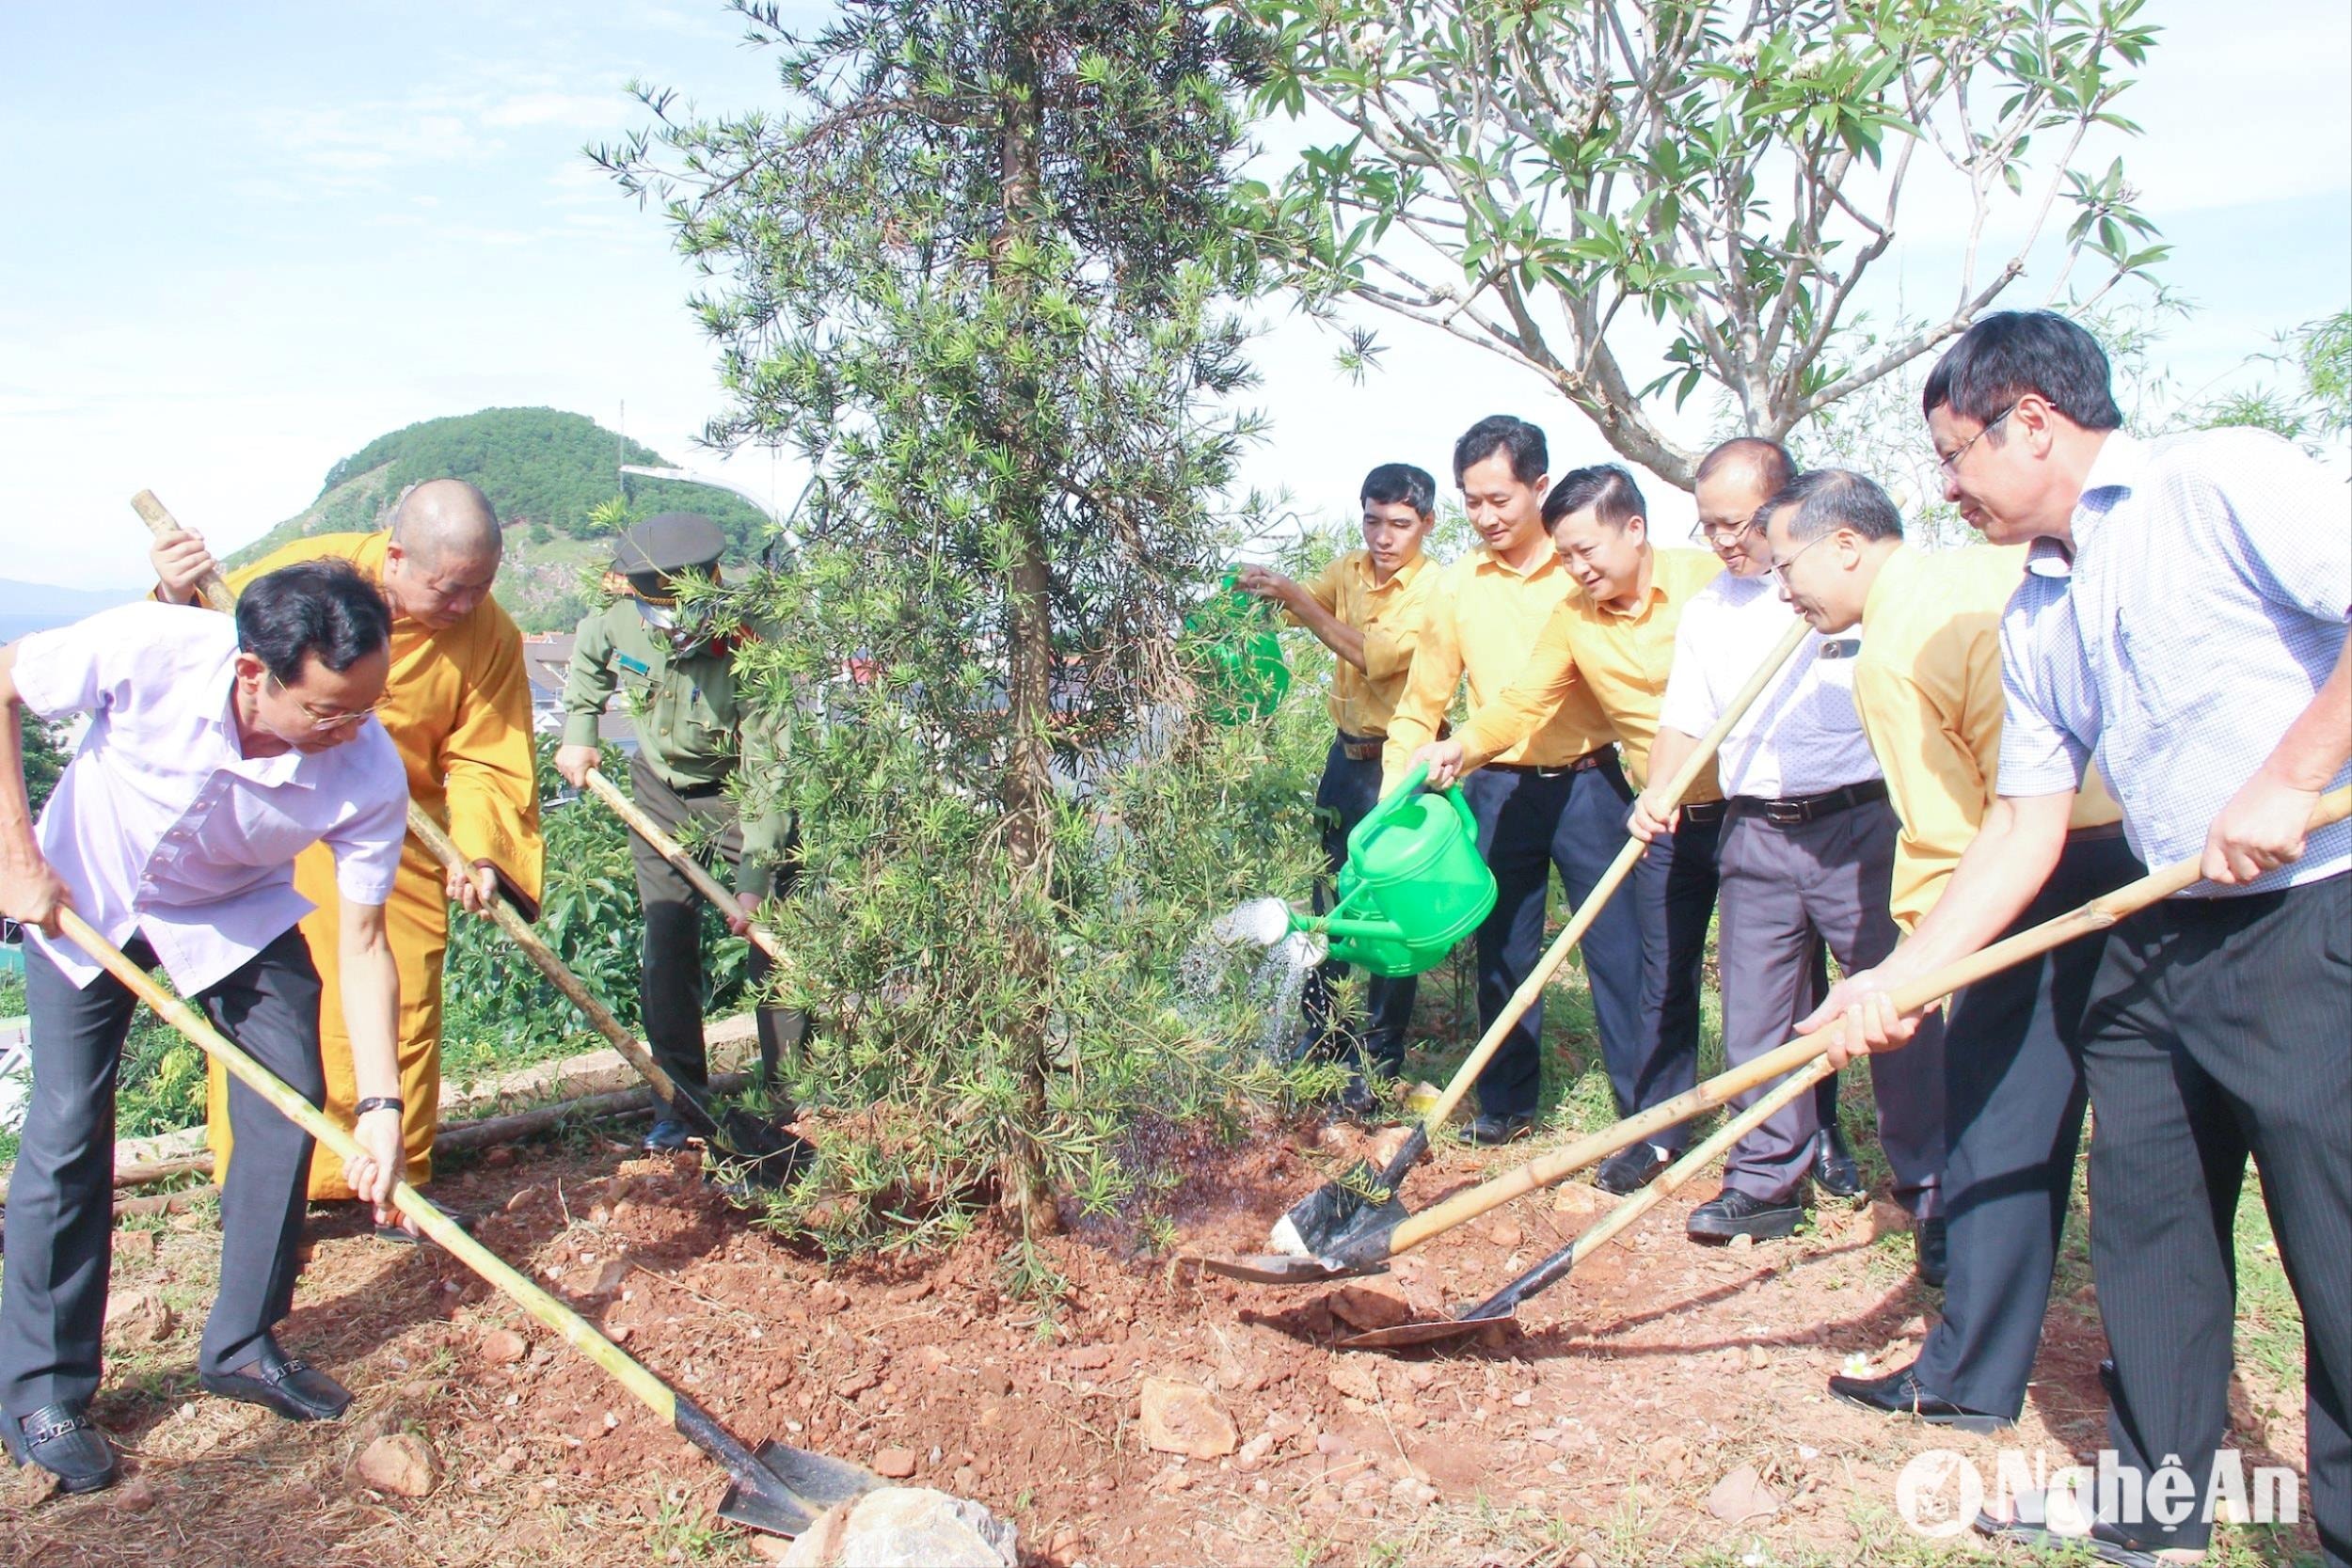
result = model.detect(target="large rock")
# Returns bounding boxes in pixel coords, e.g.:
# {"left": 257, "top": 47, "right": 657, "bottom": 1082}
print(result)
{"left": 1326, "top": 1281, "right": 1411, "bottom": 1332}
{"left": 1705, "top": 1464, "right": 1779, "bottom": 1524}
{"left": 356, "top": 1433, "right": 439, "bottom": 1498}
{"left": 104, "top": 1289, "right": 174, "bottom": 1346}
{"left": 780, "top": 1486, "right": 1017, "bottom": 1568}
{"left": 1138, "top": 1376, "right": 1238, "bottom": 1459}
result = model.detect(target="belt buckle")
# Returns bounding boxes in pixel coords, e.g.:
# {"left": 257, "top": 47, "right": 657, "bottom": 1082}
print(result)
{"left": 1763, "top": 800, "right": 1807, "bottom": 825}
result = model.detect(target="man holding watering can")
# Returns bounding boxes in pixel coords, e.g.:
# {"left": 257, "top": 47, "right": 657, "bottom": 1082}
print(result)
{"left": 1241, "top": 464, "right": 1441, "bottom": 1114}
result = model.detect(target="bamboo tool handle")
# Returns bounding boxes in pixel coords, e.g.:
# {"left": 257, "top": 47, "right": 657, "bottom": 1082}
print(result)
{"left": 56, "top": 910, "right": 678, "bottom": 1419}
{"left": 1414, "top": 617, "right": 1812, "bottom": 1137}
{"left": 128, "top": 491, "right": 694, "bottom": 1115}
{"left": 583, "top": 768, "right": 783, "bottom": 960}
{"left": 1380, "top": 784, "right": 2352, "bottom": 1259}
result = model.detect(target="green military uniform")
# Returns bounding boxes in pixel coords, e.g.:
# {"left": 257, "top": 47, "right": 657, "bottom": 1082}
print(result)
{"left": 561, "top": 515, "right": 800, "bottom": 1131}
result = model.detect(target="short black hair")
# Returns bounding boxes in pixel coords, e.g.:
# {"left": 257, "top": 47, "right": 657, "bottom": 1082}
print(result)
{"left": 1922, "top": 310, "right": 2124, "bottom": 433}
{"left": 1694, "top": 436, "right": 1795, "bottom": 497}
{"left": 1761, "top": 468, "right": 1904, "bottom": 545}
{"left": 236, "top": 560, "right": 394, "bottom": 684}
{"left": 1453, "top": 415, "right": 1548, "bottom": 486}
{"left": 1360, "top": 462, "right": 1438, "bottom": 520}
{"left": 1543, "top": 464, "right": 1646, "bottom": 531}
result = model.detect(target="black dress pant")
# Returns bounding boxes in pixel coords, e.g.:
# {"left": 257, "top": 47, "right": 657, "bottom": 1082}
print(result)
{"left": 1915, "top": 832, "right": 2141, "bottom": 1417}
{"left": 1459, "top": 756, "right": 1645, "bottom": 1126}
{"left": 627, "top": 753, "right": 798, "bottom": 1099}
{"left": 1300, "top": 736, "right": 1418, "bottom": 1075}
{"left": 2, "top": 929, "right": 324, "bottom": 1418}
{"left": 2079, "top": 872, "right": 2350, "bottom": 1560}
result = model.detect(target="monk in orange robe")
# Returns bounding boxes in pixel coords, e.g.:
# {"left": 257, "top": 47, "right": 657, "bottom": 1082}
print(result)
{"left": 151, "top": 480, "right": 543, "bottom": 1213}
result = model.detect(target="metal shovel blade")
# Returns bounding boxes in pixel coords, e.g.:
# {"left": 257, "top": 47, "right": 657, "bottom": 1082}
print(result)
{"left": 1269, "top": 1125, "right": 1430, "bottom": 1257}
{"left": 1190, "top": 1251, "right": 1391, "bottom": 1285}
{"left": 1336, "top": 1307, "right": 1517, "bottom": 1351}
{"left": 712, "top": 1107, "right": 818, "bottom": 1192}
{"left": 717, "top": 1439, "right": 883, "bottom": 1535}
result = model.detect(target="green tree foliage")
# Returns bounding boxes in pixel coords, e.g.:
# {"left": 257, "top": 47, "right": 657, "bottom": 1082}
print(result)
{"left": 1245, "top": 0, "right": 2165, "bottom": 486}
{"left": 2192, "top": 309, "right": 2352, "bottom": 455}
{"left": 598, "top": 0, "right": 1324, "bottom": 1246}
{"left": 19, "top": 710, "right": 64, "bottom": 817}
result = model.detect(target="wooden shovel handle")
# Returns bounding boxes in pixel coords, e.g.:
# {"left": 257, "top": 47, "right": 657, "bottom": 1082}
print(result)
{"left": 583, "top": 768, "right": 783, "bottom": 960}
{"left": 56, "top": 909, "right": 679, "bottom": 1419}
{"left": 1385, "top": 784, "right": 2352, "bottom": 1258}
{"left": 1417, "top": 617, "right": 1814, "bottom": 1134}
{"left": 127, "top": 491, "right": 697, "bottom": 1118}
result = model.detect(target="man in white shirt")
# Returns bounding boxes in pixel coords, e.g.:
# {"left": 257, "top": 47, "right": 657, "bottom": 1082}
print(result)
{"left": 1630, "top": 439, "right": 1946, "bottom": 1273}
{"left": 0, "top": 562, "right": 412, "bottom": 1497}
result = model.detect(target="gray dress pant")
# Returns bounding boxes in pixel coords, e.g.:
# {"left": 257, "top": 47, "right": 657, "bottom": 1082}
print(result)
{"left": 1714, "top": 795, "right": 1946, "bottom": 1213}
{"left": 2, "top": 929, "right": 323, "bottom": 1418}
{"left": 627, "top": 753, "right": 799, "bottom": 1098}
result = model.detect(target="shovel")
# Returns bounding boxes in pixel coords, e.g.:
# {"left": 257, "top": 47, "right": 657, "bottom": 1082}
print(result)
{"left": 55, "top": 910, "right": 873, "bottom": 1537}
{"left": 580, "top": 767, "right": 783, "bottom": 960}
{"left": 129, "top": 490, "right": 812, "bottom": 1190}
{"left": 1268, "top": 618, "right": 1811, "bottom": 1259}
{"left": 1198, "top": 782, "right": 2352, "bottom": 1286}
{"left": 1338, "top": 1053, "right": 1836, "bottom": 1349}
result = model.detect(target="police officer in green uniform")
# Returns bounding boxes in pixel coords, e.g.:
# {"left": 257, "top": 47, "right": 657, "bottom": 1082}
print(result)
{"left": 553, "top": 513, "right": 802, "bottom": 1150}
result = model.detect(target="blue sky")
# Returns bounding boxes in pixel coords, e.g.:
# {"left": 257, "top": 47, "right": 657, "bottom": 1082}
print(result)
{"left": 2, "top": 1, "right": 2345, "bottom": 589}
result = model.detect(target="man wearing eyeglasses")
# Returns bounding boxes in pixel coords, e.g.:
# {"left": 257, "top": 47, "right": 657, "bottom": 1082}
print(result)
{"left": 1806, "top": 311, "right": 2350, "bottom": 1565}
{"left": 148, "top": 481, "right": 542, "bottom": 1232}
{"left": 0, "top": 562, "right": 412, "bottom": 1494}
{"left": 1760, "top": 465, "right": 2138, "bottom": 1448}
{"left": 1621, "top": 439, "right": 1943, "bottom": 1254}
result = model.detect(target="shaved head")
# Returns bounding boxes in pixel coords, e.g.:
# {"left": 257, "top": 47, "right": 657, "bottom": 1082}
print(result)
{"left": 389, "top": 479, "right": 502, "bottom": 570}
{"left": 381, "top": 478, "right": 503, "bottom": 628}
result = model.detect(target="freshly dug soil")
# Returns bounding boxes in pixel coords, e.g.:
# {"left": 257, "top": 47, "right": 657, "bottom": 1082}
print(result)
{"left": 0, "top": 1119, "right": 2315, "bottom": 1566}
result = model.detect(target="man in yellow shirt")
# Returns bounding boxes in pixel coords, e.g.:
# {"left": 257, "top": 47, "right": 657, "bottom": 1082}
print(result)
{"left": 1382, "top": 419, "right": 1631, "bottom": 1146}
{"left": 1761, "top": 467, "right": 2136, "bottom": 1434}
{"left": 1241, "top": 464, "right": 1439, "bottom": 1113}
{"left": 151, "top": 481, "right": 543, "bottom": 1230}
{"left": 1415, "top": 466, "right": 1727, "bottom": 1189}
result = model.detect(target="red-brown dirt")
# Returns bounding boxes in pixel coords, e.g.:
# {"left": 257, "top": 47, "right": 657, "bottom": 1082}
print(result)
{"left": 0, "top": 1118, "right": 2318, "bottom": 1566}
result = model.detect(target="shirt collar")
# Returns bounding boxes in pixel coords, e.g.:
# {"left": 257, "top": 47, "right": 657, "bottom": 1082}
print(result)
{"left": 1472, "top": 542, "right": 1558, "bottom": 581}
{"left": 1359, "top": 550, "right": 1430, "bottom": 596}
{"left": 2067, "top": 431, "right": 2146, "bottom": 555}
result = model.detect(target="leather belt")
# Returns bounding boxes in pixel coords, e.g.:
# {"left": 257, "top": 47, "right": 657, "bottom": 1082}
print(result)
{"left": 1336, "top": 733, "right": 1385, "bottom": 762}
{"left": 2066, "top": 820, "right": 2127, "bottom": 844}
{"left": 1735, "top": 778, "right": 1889, "bottom": 826}
{"left": 1486, "top": 748, "right": 1611, "bottom": 779}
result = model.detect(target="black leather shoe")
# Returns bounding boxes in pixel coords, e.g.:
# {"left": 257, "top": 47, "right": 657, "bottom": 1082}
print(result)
{"left": 5, "top": 1401, "right": 117, "bottom": 1495}
{"left": 1687, "top": 1187, "right": 1805, "bottom": 1242}
{"left": 1915, "top": 1216, "right": 1948, "bottom": 1288}
{"left": 1830, "top": 1361, "right": 2011, "bottom": 1435}
{"left": 1594, "top": 1141, "right": 1675, "bottom": 1196}
{"left": 642, "top": 1116, "right": 692, "bottom": 1153}
{"left": 1468, "top": 1112, "right": 1534, "bottom": 1146}
{"left": 200, "top": 1337, "right": 352, "bottom": 1423}
{"left": 1812, "top": 1123, "right": 1865, "bottom": 1201}
{"left": 1337, "top": 1071, "right": 1381, "bottom": 1120}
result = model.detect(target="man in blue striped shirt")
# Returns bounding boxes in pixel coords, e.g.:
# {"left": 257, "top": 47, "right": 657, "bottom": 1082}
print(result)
{"left": 1809, "top": 310, "right": 2349, "bottom": 1567}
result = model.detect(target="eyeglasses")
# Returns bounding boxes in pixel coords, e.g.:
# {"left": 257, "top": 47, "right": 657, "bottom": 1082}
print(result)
{"left": 1768, "top": 531, "right": 1835, "bottom": 577}
{"left": 266, "top": 671, "right": 389, "bottom": 731}
{"left": 1936, "top": 404, "right": 2018, "bottom": 475}
{"left": 1699, "top": 515, "right": 1759, "bottom": 546}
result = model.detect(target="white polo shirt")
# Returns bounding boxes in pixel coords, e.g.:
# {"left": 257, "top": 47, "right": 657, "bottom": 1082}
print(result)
{"left": 1656, "top": 568, "right": 1883, "bottom": 801}
{"left": 15, "top": 602, "right": 408, "bottom": 994}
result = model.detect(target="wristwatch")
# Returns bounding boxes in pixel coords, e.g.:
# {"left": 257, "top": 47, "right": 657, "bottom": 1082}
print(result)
{"left": 354, "top": 1096, "right": 405, "bottom": 1118}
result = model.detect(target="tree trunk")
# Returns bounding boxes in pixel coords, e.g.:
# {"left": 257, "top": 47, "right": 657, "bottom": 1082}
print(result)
{"left": 992, "top": 29, "right": 1060, "bottom": 1239}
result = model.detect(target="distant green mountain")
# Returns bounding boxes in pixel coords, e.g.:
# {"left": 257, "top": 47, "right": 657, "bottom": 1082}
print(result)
{"left": 228, "top": 407, "right": 775, "bottom": 633}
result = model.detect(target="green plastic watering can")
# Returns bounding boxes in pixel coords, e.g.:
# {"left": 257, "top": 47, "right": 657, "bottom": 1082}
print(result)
{"left": 1290, "top": 763, "right": 1498, "bottom": 976}
{"left": 1185, "top": 570, "right": 1291, "bottom": 724}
